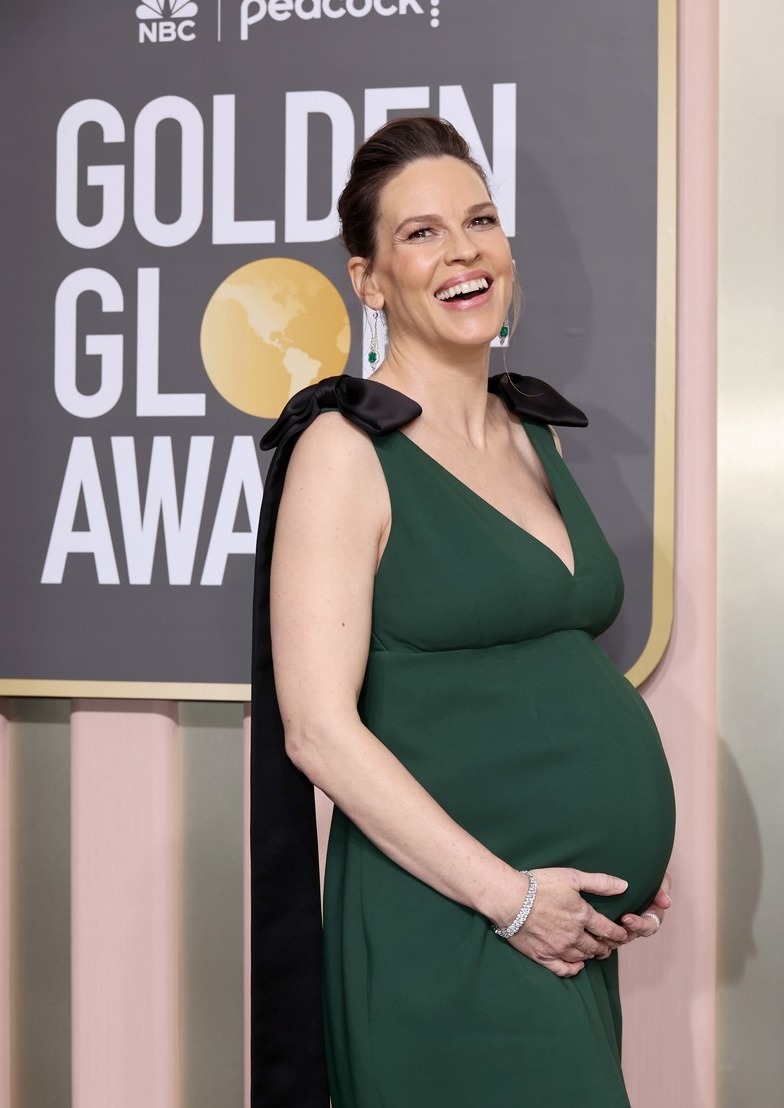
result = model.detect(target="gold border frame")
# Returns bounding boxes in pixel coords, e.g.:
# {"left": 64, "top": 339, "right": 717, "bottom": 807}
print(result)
{"left": 0, "top": 679, "right": 249, "bottom": 701}
{"left": 625, "top": 0, "right": 677, "bottom": 688}
{"left": 0, "top": 3, "right": 677, "bottom": 701}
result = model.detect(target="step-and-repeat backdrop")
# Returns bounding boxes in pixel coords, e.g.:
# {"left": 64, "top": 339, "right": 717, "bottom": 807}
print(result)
{"left": 0, "top": 0, "right": 674, "bottom": 696}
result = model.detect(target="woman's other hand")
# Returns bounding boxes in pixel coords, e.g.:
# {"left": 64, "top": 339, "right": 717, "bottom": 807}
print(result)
{"left": 505, "top": 867, "right": 630, "bottom": 977}
{"left": 619, "top": 871, "right": 673, "bottom": 941}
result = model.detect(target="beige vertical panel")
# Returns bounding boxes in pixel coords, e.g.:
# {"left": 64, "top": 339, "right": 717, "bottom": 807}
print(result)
{"left": 622, "top": 1, "right": 718, "bottom": 1105}
{"left": 71, "top": 702, "right": 179, "bottom": 1108}
{"left": 8, "top": 698, "right": 72, "bottom": 1108}
{"left": 717, "top": 0, "right": 784, "bottom": 1103}
{"left": 179, "top": 702, "right": 245, "bottom": 1108}
{"left": 0, "top": 705, "right": 9, "bottom": 1108}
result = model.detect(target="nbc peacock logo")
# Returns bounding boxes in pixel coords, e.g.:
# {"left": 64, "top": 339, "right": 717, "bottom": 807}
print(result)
{"left": 136, "top": 0, "right": 199, "bottom": 43}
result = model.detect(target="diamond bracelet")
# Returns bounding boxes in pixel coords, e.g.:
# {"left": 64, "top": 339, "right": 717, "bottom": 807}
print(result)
{"left": 491, "top": 870, "right": 538, "bottom": 939}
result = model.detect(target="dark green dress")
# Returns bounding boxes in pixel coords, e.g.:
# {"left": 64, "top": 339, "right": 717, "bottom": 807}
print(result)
{"left": 322, "top": 416, "right": 675, "bottom": 1107}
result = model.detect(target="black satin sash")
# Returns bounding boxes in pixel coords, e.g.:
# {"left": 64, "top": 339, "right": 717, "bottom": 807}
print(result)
{"left": 250, "top": 372, "right": 587, "bottom": 1107}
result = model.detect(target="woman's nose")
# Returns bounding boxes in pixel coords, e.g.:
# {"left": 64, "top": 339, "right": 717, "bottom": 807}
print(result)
{"left": 444, "top": 226, "right": 480, "bottom": 264}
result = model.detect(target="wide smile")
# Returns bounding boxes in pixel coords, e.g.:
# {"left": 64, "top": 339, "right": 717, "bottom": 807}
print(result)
{"left": 433, "top": 272, "right": 495, "bottom": 311}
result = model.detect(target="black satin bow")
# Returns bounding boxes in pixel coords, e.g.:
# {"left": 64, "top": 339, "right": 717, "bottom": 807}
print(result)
{"left": 489, "top": 371, "right": 588, "bottom": 427}
{"left": 260, "top": 373, "right": 423, "bottom": 451}
{"left": 250, "top": 371, "right": 587, "bottom": 1107}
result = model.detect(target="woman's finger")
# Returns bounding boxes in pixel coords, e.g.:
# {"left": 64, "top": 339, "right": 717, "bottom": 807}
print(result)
{"left": 578, "top": 934, "right": 613, "bottom": 960}
{"left": 583, "top": 908, "right": 628, "bottom": 946}
{"left": 620, "top": 910, "right": 661, "bottom": 938}
{"left": 539, "top": 956, "right": 585, "bottom": 978}
{"left": 651, "top": 885, "right": 672, "bottom": 910}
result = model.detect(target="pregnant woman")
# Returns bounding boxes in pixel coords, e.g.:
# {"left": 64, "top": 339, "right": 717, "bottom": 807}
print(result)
{"left": 250, "top": 116, "right": 675, "bottom": 1108}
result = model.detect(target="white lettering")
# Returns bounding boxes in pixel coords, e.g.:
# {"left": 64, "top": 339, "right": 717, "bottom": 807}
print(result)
{"left": 56, "top": 100, "right": 125, "bottom": 249}
{"left": 240, "top": 0, "right": 265, "bottom": 38}
{"left": 212, "top": 96, "right": 276, "bottom": 244}
{"left": 364, "top": 86, "right": 429, "bottom": 139}
{"left": 201, "top": 437, "right": 263, "bottom": 585}
{"left": 136, "top": 268, "right": 205, "bottom": 416}
{"left": 53, "top": 86, "right": 514, "bottom": 249}
{"left": 178, "top": 19, "right": 196, "bottom": 40}
{"left": 439, "top": 83, "right": 517, "bottom": 236}
{"left": 294, "top": 0, "right": 321, "bottom": 16}
{"left": 112, "top": 436, "right": 213, "bottom": 585}
{"left": 133, "top": 96, "right": 204, "bottom": 247}
{"left": 54, "top": 269, "right": 124, "bottom": 419}
{"left": 239, "top": 0, "right": 426, "bottom": 27}
{"left": 285, "top": 91, "right": 354, "bottom": 243}
{"left": 42, "top": 438, "right": 120, "bottom": 584}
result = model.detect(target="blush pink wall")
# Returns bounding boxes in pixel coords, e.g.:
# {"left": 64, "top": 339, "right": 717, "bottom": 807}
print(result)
{"left": 622, "top": 4, "right": 718, "bottom": 1103}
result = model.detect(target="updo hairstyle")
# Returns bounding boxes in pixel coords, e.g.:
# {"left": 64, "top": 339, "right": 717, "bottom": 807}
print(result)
{"left": 337, "top": 116, "right": 491, "bottom": 262}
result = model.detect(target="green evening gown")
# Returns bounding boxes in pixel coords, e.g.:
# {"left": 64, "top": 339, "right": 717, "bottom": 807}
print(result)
{"left": 322, "top": 417, "right": 675, "bottom": 1108}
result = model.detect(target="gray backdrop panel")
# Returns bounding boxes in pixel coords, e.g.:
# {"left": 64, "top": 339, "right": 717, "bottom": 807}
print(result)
{"left": 0, "top": 0, "right": 663, "bottom": 690}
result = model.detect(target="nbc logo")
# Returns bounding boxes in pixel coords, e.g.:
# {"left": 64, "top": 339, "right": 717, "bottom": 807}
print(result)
{"left": 136, "top": 0, "right": 199, "bottom": 43}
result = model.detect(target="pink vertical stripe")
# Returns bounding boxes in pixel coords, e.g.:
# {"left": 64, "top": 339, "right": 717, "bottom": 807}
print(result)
{"left": 71, "top": 702, "right": 180, "bottom": 1108}
{"left": 314, "top": 789, "right": 334, "bottom": 894}
{"left": 243, "top": 708, "right": 251, "bottom": 1108}
{"left": 0, "top": 705, "right": 10, "bottom": 1108}
{"left": 622, "top": 1, "right": 718, "bottom": 1105}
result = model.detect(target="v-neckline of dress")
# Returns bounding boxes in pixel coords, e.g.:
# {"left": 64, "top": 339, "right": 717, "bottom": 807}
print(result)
{"left": 394, "top": 422, "right": 578, "bottom": 580}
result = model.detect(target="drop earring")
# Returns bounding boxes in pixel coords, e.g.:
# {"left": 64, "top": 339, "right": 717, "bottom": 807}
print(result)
{"left": 368, "top": 310, "right": 380, "bottom": 366}
{"left": 499, "top": 315, "right": 510, "bottom": 346}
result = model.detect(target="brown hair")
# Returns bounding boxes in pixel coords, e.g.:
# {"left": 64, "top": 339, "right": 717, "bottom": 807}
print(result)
{"left": 337, "top": 116, "right": 491, "bottom": 261}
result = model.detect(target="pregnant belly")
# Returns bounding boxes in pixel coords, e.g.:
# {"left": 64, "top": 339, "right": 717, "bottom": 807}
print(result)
{"left": 361, "top": 631, "right": 676, "bottom": 921}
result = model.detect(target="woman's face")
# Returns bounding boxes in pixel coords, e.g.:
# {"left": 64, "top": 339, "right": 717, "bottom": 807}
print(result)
{"left": 357, "top": 156, "right": 513, "bottom": 357}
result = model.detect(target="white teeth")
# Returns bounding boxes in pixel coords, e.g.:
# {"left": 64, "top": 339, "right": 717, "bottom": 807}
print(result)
{"left": 435, "top": 277, "right": 490, "bottom": 301}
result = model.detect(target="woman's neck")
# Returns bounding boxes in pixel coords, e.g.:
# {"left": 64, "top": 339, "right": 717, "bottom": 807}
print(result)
{"left": 372, "top": 340, "right": 497, "bottom": 446}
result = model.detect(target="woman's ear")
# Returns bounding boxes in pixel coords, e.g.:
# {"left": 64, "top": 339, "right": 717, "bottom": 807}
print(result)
{"left": 348, "top": 256, "right": 384, "bottom": 311}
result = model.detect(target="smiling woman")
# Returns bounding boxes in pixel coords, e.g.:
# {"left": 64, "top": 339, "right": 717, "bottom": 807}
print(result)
{"left": 250, "top": 116, "right": 675, "bottom": 1108}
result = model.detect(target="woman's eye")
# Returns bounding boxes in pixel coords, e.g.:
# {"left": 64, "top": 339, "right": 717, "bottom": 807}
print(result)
{"left": 472, "top": 215, "right": 498, "bottom": 227}
{"left": 407, "top": 227, "right": 432, "bottom": 240}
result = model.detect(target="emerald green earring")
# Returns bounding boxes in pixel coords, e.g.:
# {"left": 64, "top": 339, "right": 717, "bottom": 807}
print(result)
{"left": 368, "top": 310, "right": 379, "bottom": 366}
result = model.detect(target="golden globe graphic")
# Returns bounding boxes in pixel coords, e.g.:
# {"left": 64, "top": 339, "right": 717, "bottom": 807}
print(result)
{"left": 200, "top": 258, "right": 351, "bottom": 420}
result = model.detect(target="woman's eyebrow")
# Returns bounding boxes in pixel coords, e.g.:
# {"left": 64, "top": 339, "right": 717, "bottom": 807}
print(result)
{"left": 393, "top": 202, "right": 496, "bottom": 237}
{"left": 393, "top": 213, "right": 440, "bottom": 235}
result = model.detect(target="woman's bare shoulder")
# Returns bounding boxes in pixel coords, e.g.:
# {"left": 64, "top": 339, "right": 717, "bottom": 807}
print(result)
{"left": 281, "top": 410, "right": 388, "bottom": 515}
{"left": 290, "top": 409, "right": 380, "bottom": 460}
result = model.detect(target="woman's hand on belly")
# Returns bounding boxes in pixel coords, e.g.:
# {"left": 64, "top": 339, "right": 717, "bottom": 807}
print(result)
{"left": 506, "top": 868, "right": 631, "bottom": 977}
{"left": 619, "top": 871, "right": 673, "bottom": 941}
